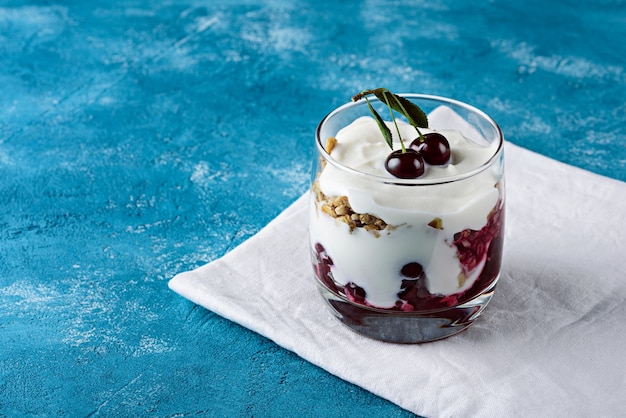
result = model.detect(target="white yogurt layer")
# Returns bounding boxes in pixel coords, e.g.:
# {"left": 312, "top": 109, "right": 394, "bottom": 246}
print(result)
{"left": 310, "top": 116, "right": 502, "bottom": 308}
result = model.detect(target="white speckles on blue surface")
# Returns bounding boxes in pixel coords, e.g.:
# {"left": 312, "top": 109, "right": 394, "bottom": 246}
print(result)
{"left": 0, "top": 5, "right": 71, "bottom": 40}
{"left": 135, "top": 335, "right": 173, "bottom": 356}
{"left": 0, "top": 281, "right": 59, "bottom": 306}
{"left": 190, "top": 160, "right": 232, "bottom": 189}
{"left": 493, "top": 39, "right": 625, "bottom": 81}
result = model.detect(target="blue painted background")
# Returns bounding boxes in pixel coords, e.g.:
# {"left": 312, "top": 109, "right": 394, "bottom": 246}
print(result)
{"left": 1, "top": 0, "right": 624, "bottom": 416}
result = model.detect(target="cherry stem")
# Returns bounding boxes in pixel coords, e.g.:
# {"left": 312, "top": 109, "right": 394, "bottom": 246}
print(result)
{"left": 354, "top": 88, "right": 425, "bottom": 149}
{"left": 389, "top": 93, "right": 425, "bottom": 143}
{"left": 381, "top": 92, "right": 406, "bottom": 153}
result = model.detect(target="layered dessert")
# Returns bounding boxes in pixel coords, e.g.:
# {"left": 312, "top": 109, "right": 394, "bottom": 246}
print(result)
{"left": 310, "top": 91, "right": 504, "bottom": 317}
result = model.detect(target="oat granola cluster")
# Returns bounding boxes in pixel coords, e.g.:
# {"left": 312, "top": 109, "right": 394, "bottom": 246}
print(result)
{"left": 314, "top": 136, "right": 391, "bottom": 236}
{"left": 312, "top": 181, "right": 388, "bottom": 236}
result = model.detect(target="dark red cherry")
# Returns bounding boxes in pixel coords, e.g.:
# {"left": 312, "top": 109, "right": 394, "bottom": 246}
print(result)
{"left": 345, "top": 282, "right": 366, "bottom": 303}
{"left": 410, "top": 133, "right": 450, "bottom": 165}
{"left": 384, "top": 149, "right": 425, "bottom": 178}
{"left": 400, "top": 262, "right": 424, "bottom": 278}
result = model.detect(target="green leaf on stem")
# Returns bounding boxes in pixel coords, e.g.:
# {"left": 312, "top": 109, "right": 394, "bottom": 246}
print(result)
{"left": 372, "top": 90, "right": 428, "bottom": 129}
{"left": 353, "top": 88, "right": 430, "bottom": 151}
{"left": 365, "top": 97, "right": 393, "bottom": 149}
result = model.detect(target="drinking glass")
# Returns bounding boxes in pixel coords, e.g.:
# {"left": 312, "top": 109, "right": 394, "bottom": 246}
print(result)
{"left": 309, "top": 94, "right": 505, "bottom": 343}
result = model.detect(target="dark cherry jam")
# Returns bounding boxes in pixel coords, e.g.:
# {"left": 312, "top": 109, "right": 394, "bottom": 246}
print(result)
{"left": 312, "top": 198, "right": 505, "bottom": 313}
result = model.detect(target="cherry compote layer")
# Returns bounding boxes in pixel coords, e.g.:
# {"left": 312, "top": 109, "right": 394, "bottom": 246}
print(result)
{"left": 312, "top": 197, "right": 504, "bottom": 312}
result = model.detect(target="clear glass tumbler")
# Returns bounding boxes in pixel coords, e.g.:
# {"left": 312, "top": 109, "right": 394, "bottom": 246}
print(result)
{"left": 309, "top": 94, "right": 505, "bottom": 343}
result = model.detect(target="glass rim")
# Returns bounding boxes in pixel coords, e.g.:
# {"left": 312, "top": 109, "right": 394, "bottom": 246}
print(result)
{"left": 315, "top": 93, "right": 504, "bottom": 186}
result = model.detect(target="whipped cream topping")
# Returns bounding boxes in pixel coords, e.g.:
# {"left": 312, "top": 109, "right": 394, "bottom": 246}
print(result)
{"left": 326, "top": 116, "right": 497, "bottom": 180}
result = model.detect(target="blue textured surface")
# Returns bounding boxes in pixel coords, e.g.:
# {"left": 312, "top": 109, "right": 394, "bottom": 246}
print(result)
{"left": 1, "top": 0, "right": 625, "bottom": 416}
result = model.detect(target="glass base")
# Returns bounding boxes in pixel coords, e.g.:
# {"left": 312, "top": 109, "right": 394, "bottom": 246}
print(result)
{"left": 317, "top": 279, "right": 498, "bottom": 344}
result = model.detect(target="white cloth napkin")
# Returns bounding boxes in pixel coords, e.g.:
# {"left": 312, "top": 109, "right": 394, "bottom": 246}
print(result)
{"left": 169, "top": 142, "right": 626, "bottom": 417}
